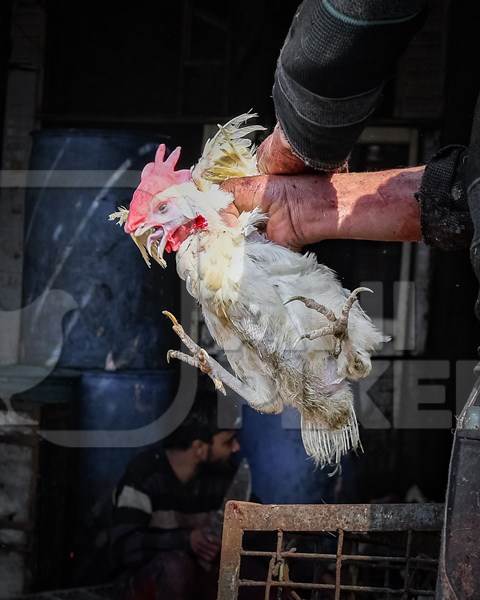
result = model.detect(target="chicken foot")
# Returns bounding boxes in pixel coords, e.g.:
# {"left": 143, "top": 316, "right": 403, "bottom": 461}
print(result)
{"left": 162, "top": 311, "right": 257, "bottom": 402}
{"left": 285, "top": 287, "right": 372, "bottom": 357}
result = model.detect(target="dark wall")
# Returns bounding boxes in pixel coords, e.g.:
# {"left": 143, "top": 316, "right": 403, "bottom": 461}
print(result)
{"left": 42, "top": 1, "right": 298, "bottom": 126}
{"left": 0, "top": 1, "right": 13, "bottom": 166}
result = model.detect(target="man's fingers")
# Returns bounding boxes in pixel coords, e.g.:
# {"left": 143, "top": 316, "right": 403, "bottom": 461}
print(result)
{"left": 193, "top": 544, "right": 218, "bottom": 561}
{"left": 257, "top": 125, "right": 310, "bottom": 175}
{"left": 199, "top": 549, "right": 217, "bottom": 562}
{"left": 219, "top": 205, "right": 239, "bottom": 227}
{"left": 256, "top": 134, "right": 274, "bottom": 174}
{"left": 202, "top": 544, "right": 219, "bottom": 558}
{"left": 200, "top": 538, "right": 219, "bottom": 550}
{"left": 220, "top": 177, "right": 266, "bottom": 214}
{"left": 198, "top": 539, "right": 220, "bottom": 561}
{"left": 199, "top": 531, "right": 220, "bottom": 550}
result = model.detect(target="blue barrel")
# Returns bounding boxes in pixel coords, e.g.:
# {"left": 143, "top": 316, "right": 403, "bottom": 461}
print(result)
{"left": 75, "top": 370, "right": 179, "bottom": 511}
{"left": 21, "top": 129, "right": 180, "bottom": 370}
{"left": 239, "top": 407, "right": 335, "bottom": 504}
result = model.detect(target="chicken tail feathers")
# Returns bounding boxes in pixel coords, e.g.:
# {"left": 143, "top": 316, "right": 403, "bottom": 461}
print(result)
{"left": 301, "top": 410, "right": 361, "bottom": 470}
{"left": 192, "top": 112, "right": 266, "bottom": 190}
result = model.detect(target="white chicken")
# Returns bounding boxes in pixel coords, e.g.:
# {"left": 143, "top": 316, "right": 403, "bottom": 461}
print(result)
{"left": 110, "top": 114, "right": 386, "bottom": 467}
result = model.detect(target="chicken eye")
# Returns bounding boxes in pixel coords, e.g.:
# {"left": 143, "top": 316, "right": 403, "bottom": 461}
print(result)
{"left": 158, "top": 204, "right": 169, "bottom": 214}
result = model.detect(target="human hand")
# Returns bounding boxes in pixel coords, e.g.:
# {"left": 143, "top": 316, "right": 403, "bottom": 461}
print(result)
{"left": 221, "top": 174, "right": 337, "bottom": 251}
{"left": 189, "top": 528, "right": 221, "bottom": 563}
{"left": 256, "top": 123, "right": 311, "bottom": 175}
{"left": 221, "top": 167, "right": 424, "bottom": 249}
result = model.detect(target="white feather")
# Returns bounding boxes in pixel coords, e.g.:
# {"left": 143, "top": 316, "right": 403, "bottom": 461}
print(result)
{"left": 192, "top": 112, "right": 266, "bottom": 190}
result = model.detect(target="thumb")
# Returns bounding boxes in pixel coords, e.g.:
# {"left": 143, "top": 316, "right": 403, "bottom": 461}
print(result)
{"left": 256, "top": 133, "right": 275, "bottom": 174}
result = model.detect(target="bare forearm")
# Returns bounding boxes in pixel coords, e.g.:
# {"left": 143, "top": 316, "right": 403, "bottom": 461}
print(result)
{"left": 222, "top": 166, "right": 425, "bottom": 250}
{"left": 302, "top": 167, "right": 424, "bottom": 243}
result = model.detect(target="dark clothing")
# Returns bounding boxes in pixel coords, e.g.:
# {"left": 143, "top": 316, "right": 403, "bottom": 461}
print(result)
{"left": 110, "top": 446, "right": 233, "bottom": 574}
{"left": 273, "top": 0, "right": 427, "bottom": 170}
{"left": 415, "top": 145, "right": 472, "bottom": 251}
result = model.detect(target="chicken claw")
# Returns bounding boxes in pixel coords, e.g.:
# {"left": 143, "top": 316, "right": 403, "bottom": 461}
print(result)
{"left": 285, "top": 287, "right": 373, "bottom": 357}
{"left": 163, "top": 310, "right": 180, "bottom": 327}
{"left": 163, "top": 311, "right": 226, "bottom": 393}
{"left": 162, "top": 311, "right": 267, "bottom": 403}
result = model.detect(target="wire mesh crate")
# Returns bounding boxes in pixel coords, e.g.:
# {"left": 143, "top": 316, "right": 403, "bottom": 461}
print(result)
{"left": 217, "top": 501, "right": 443, "bottom": 600}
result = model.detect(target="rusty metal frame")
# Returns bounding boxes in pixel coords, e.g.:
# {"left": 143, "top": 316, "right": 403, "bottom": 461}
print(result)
{"left": 217, "top": 501, "right": 443, "bottom": 599}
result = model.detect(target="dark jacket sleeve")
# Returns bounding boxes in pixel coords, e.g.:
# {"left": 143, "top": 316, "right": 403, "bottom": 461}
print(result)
{"left": 414, "top": 90, "right": 480, "bottom": 254}
{"left": 273, "top": 0, "right": 427, "bottom": 170}
{"left": 110, "top": 484, "right": 191, "bottom": 573}
{"left": 415, "top": 145, "right": 472, "bottom": 251}
{"left": 415, "top": 94, "right": 480, "bottom": 318}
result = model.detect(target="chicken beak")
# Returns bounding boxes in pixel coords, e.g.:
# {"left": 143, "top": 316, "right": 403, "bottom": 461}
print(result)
{"left": 130, "top": 232, "right": 158, "bottom": 268}
{"left": 146, "top": 226, "right": 169, "bottom": 269}
{"left": 131, "top": 211, "right": 187, "bottom": 270}
{"left": 146, "top": 226, "right": 164, "bottom": 257}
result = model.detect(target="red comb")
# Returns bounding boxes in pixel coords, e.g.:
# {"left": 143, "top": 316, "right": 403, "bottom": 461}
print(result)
{"left": 125, "top": 144, "right": 191, "bottom": 233}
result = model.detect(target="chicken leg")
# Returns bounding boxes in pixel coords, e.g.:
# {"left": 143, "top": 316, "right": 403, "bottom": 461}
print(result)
{"left": 285, "top": 287, "right": 372, "bottom": 357}
{"left": 162, "top": 311, "right": 258, "bottom": 402}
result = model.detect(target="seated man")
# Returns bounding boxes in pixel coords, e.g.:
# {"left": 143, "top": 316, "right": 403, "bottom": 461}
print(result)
{"left": 109, "top": 394, "right": 241, "bottom": 600}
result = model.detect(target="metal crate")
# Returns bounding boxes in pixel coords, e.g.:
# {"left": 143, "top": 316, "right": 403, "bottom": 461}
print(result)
{"left": 217, "top": 502, "right": 443, "bottom": 600}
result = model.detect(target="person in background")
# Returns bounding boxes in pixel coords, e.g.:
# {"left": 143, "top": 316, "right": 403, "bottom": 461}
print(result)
{"left": 110, "top": 392, "right": 241, "bottom": 600}
{"left": 222, "top": 1, "right": 480, "bottom": 597}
